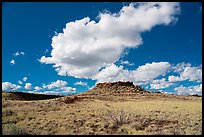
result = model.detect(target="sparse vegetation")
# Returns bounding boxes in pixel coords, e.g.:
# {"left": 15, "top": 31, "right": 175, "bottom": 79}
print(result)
{"left": 108, "top": 110, "right": 131, "bottom": 128}
{"left": 2, "top": 82, "right": 202, "bottom": 135}
{"left": 2, "top": 123, "right": 30, "bottom": 135}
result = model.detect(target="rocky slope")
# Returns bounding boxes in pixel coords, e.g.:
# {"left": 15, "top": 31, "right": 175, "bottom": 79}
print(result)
{"left": 81, "top": 81, "right": 150, "bottom": 95}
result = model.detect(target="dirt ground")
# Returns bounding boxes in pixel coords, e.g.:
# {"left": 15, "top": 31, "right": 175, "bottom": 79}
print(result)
{"left": 2, "top": 92, "right": 202, "bottom": 135}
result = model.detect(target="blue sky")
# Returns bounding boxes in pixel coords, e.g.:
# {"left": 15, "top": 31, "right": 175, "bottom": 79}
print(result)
{"left": 2, "top": 2, "right": 202, "bottom": 96}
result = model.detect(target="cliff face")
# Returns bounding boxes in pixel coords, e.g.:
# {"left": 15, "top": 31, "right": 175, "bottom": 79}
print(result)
{"left": 83, "top": 81, "right": 148, "bottom": 95}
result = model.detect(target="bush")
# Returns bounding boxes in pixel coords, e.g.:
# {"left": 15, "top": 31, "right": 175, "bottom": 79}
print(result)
{"left": 109, "top": 111, "right": 130, "bottom": 128}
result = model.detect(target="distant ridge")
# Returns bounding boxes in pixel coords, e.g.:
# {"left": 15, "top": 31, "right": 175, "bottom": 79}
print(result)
{"left": 2, "top": 92, "right": 62, "bottom": 101}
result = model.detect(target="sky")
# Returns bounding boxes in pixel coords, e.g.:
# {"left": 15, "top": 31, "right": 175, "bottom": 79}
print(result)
{"left": 2, "top": 2, "right": 202, "bottom": 96}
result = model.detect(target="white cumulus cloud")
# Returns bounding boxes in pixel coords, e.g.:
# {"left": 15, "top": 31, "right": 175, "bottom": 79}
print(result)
{"left": 34, "top": 86, "right": 42, "bottom": 91}
{"left": 168, "top": 75, "right": 186, "bottom": 82}
{"left": 93, "top": 64, "right": 132, "bottom": 83}
{"left": 120, "top": 60, "right": 134, "bottom": 66}
{"left": 23, "top": 77, "right": 28, "bottom": 82}
{"left": 174, "top": 84, "right": 202, "bottom": 95}
{"left": 39, "top": 2, "right": 180, "bottom": 80}
{"left": 46, "top": 80, "right": 67, "bottom": 89}
{"left": 13, "top": 51, "right": 25, "bottom": 56}
{"left": 44, "top": 80, "right": 76, "bottom": 93}
{"left": 25, "top": 83, "right": 32, "bottom": 90}
{"left": 18, "top": 80, "right": 23, "bottom": 85}
{"left": 2, "top": 82, "right": 21, "bottom": 91}
{"left": 74, "top": 81, "right": 88, "bottom": 86}
{"left": 172, "top": 62, "right": 191, "bottom": 73}
{"left": 132, "top": 62, "right": 171, "bottom": 83}
{"left": 10, "top": 59, "right": 15, "bottom": 65}
{"left": 150, "top": 78, "right": 173, "bottom": 89}
{"left": 94, "top": 62, "right": 171, "bottom": 85}
{"left": 171, "top": 63, "right": 202, "bottom": 82}
{"left": 180, "top": 66, "right": 202, "bottom": 82}
{"left": 2, "top": 80, "right": 76, "bottom": 95}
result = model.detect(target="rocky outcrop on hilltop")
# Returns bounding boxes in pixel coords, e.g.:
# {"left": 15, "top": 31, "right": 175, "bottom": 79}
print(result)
{"left": 83, "top": 81, "right": 149, "bottom": 95}
{"left": 96, "top": 81, "right": 135, "bottom": 88}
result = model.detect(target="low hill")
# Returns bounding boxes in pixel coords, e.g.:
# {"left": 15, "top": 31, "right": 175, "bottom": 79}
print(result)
{"left": 2, "top": 81, "right": 202, "bottom": 135}
{"left": 2, "top": 92, "right": 62, "bottom": 101}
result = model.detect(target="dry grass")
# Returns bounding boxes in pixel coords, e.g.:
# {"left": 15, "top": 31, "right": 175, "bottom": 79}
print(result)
{"left": 2, "top": 92, "right": 202, "bottom": 135}
{"left": 2, "top": 123, "right": 30, "bottom": 135}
